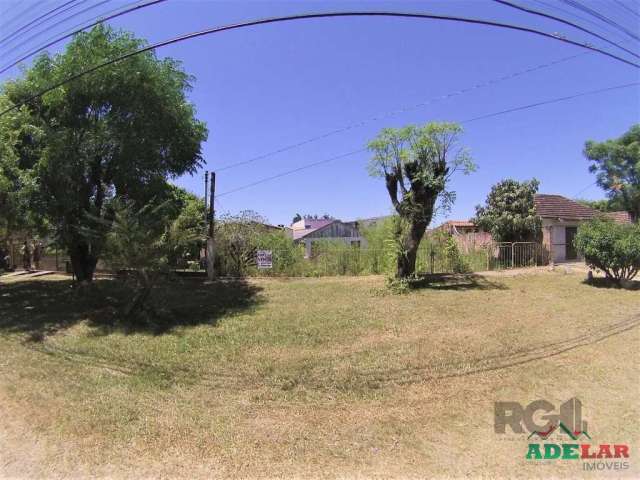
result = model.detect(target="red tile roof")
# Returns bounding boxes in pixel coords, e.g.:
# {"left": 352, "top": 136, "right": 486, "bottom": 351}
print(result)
{"left": 603, "top": 211, "right": 634, "bottom": 224}
{"left": 534, "top": 194, "right": 598, "bottom": 219}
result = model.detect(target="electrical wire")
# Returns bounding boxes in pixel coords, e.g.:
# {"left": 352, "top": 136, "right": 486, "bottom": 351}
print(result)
{"left": 560, "top": 0, "right": 640, "bottom": 41}
{"left": 214, "top": 81, "right": 640, "bottom": 199}
{"left": 531, "top": 0, "right": 633, "bottom": 42}
{"left": 612, "top": 0, "right": 640, "bottom": 18}
{"left": 216, "top": 52, "right": 588, "bottom": 172}
{"left": 492, "top": 0, "right": 640, "bottom": 59}
{"left": 0, "top": 0, "right": 88, "bottom": 48}
{"left": 0, "top": 0, "right": 169, "bottom": 75}
{"left": 2, "top": 10, "right": 640, "bottom": 118}
{"left": 0, "top": 0, "right": 120, "bottom": 59}
{"left": 573, "top": 181, "right": 598, "bottom": 197}
{"left": 0, "top": 0, "right": 79, "bottom": 43}
{"left": 0, "top": 0, "right": 112, "bottom": 55}
{"left": 0, "top": 2, "right": 42, "bottom": 31}
{"left": 215, "top": 149, "right": 367, "bottom": 198}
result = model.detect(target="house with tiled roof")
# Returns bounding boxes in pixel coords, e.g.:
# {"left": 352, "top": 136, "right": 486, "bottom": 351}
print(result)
{"left": 534, "top": 194, "right": 632, "bottom": 263}
{"left": 603, "top": 210, "right": 635, "bottom": 224}
{"left": 291, "top": 217, "right": 366, "bottom": 257}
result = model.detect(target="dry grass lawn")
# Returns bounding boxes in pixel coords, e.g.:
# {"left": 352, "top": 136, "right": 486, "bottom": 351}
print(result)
{"left": 0, "top": 270, "right": 638, "bottom": 478}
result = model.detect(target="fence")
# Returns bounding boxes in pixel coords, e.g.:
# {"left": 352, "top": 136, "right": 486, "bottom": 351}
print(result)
{"left": 2, "top": 241, "right": 548, "bottom": 277}
{"left": 488, "top": 242, "right": 550, "bottom": 270}
{"left": 211, "top": 241, "right": 549, "bottom": 277}
{"left": 3, "top": 242, "right": 70, "bottom": 272}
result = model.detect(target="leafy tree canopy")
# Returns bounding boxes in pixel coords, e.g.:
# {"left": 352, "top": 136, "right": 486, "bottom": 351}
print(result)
{"left": 575, "top": 219, "right": 640, "bottom": 283}
{"left": 474, "top": 178, "right": 541, "bottom": 243}
{"left": 574, "top": 198, "right": 624, "bottom": 212}
{"left": 0, "top": 96, "right": 43, "bottom": 240}
{"left": 367, "top": 122, "right": 474, "bottom": 278}
{"left": 584, "top": 124, "right": 639, "bottom": 221}
{"left": 0, "top": 25, "right": 208, "bottom": 281}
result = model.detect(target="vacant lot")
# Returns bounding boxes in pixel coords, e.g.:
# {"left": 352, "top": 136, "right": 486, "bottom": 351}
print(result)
{"left": 0, "top": 271, "right": 638, "bottom": 478}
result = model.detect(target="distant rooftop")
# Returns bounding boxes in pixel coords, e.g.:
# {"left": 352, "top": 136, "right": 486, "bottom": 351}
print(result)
{"left": 291, "top": 218, "right": 335, "bottom": 240}
{"left": 439, "top": 220, "right": 475, "bottom": 228}
{"left": 603, "top": 210, "right": 634, "bottom": 224}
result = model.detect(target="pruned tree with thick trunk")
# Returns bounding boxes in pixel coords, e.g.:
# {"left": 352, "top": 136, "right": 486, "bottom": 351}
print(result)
{"left": 367, "top": 123, "right": 475, "bottom": 278}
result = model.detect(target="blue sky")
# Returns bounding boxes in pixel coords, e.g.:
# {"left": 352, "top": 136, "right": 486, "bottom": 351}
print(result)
{"left": 1, "top": 0, "right": 639, "bottom": 226}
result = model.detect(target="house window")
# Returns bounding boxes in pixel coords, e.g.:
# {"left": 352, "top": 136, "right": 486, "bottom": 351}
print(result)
{"left": 350, "top": 240, "right": 361, "bottom": 248}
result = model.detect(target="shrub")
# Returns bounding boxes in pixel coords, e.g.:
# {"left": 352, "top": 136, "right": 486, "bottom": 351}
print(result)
{"left": 442, "top": 235, "right": 471, "bottom": 273}
{"left": 361, "top": 215, "right": 402, "bottom": 275}
{"left": 574, "top": 219, "right": 640, "bottom": 283}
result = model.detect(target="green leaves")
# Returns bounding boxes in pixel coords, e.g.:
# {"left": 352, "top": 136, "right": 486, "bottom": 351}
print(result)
{"left": 366, "top": 122, "right": 474, "bottom": 277}
{"left": 366, "top": 121, "right": 475, "bottom": 219}
{"left": 0, "top": 25, "right": 208, "bottom": 280}
{"left": 575, "top": 219, "right": 640, "bottom": 282}
{"left": 474, "top": 179, "right": 541, "bottom": 243}
{"left": 584, "top": 125, "right": 640, "bottom": 220}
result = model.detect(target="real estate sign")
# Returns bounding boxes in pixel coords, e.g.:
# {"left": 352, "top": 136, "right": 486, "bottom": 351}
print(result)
{"left": 256, "top": 250, "right": 273, "bottom": 269}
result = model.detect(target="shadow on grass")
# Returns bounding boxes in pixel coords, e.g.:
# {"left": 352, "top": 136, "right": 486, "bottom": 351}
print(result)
{"left": 582, "top": 277, "right": 640, "bottom": 290}
{"left": 406, "top": 273, "right": 508, "bottom": 291}
{"left": 0, "top": 277, "right": 263, "bottom": 338}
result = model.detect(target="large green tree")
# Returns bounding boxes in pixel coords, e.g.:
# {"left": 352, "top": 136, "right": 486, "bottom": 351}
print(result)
{"left": 584, "top": 125, "right": 639, "bottom": 221}
{"left": 367, "top": 122, "right": 474, "bottom": 278}
{"left": 0, "top": 97, "right": 41, "bottom": 241}
{"left": 0, "top": 25, "right": 208, "bottom": 282}
{"left": 474, "top": 179, "right": 541, "bottom": 242}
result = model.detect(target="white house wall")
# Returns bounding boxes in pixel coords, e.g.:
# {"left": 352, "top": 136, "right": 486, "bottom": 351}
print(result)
{"left": 541, "top": 218, "right": 584, "bottom": 263}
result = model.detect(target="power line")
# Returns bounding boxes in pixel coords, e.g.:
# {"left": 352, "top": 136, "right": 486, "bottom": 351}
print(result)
{"left": 612, "top": 0, "right": 640, "bottom": 18}
{"left": 0, "top": 0, "right": 57, "bottom": 32}
{"left": 214, "top": 81, "right": 639, "bottom": 199}
{"left": 216, "top": 52, "right": 587, "bottom": 172}
{"left": 493, "top": 0, "right": 640, "bottom": 59}
{"left": 459, "top": 81, "right": 639, "bottom": 123}
{"left": 560, "top": 0, "right": 640, "bottom": 41}
{"left": 0, "top": 0, "right": 80, "bottom": 46}
{"left": 0, "top": 0, "right": 88, "bottom": 48}
{"left": 0, "top": 0, "right": 125, "bottom": 62}
{"left": 531, "top": 0, "right": 634, "bottom": 43}
{"left": 216, "top": 149, "right": 367, "bottom": 198}
{"left": 2, "top": 10, "right": 640, "bottom": 118}
{"left": 0, "top": 0, "right": 169, "bottom": 76}
{"left": 0, "top": 0, "right": 112, "bottom": 56}
{"left": 573, "top": 181, "right": 598, "bottom": 197}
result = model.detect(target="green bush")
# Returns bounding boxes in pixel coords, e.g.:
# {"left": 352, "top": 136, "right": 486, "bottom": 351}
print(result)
{"left": 574, "top": 219, "right": 640, "bottom": 283}
{"left": 442, "top": 235, "right": 471, "bottom": 273}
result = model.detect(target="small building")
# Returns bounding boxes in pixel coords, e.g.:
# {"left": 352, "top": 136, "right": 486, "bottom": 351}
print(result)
{"left": 535, "top": 194, "right": 632, "bottom": 264}
{"left": 291, "top": 218, "right": 366, "bottom": 257}
{"left": 437, "top": 220, "right": 480, "bottom": 235}
{"left": 433, "top": 220, "right": 493, "bottom": 252}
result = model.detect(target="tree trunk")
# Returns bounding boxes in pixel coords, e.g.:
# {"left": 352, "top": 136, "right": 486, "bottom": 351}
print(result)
{"left": 69, "top": 241, "right": 98, "bottom": 283}
{"left": 396, "top": 220, "right": 427, "bottom": 278}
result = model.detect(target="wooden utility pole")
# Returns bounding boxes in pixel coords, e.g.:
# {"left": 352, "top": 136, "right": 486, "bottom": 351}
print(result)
{"left": 206, "top": 171, "right": 216, "bottom": 280}
{"left": 204, "top": 171, "right": 209, "bottom": 224}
